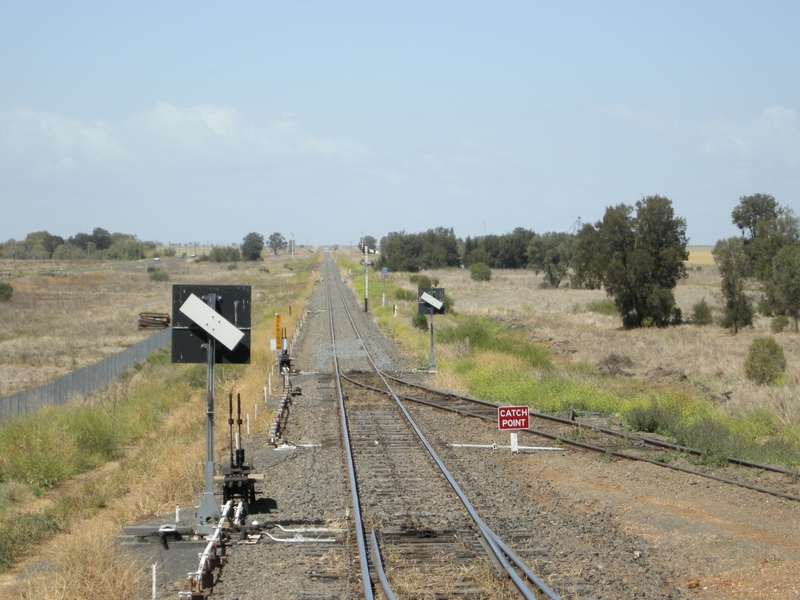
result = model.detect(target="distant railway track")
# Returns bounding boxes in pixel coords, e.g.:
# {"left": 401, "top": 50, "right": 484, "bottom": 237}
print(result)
{"left": 343, "top": 372, "right": 800, "bottom": 504}
{"left": 324, "top": 253, "right": 560, "bottom": 599}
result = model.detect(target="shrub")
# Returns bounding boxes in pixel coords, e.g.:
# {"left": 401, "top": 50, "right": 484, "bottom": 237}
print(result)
{"left": 744, "top": 336, "right": 786, "bottom": 385}
{"left": 412, "top": 313, "right": 428, "bottom": 330}
{"left": 692, "top": 298, "right": 713, "bottom": 325}
{"left": 0, "top": 282, "right": 12, "bottom": 302}
{"left": 443, "top": 292, "right": 455, "bottom": 313}
{"left": 771, "top": 315, "right": 790, "bottom": 333}
{"left": 469, "top": 262, "right": 492, "bottom": 282}
{"left": 149, "top": 269, "right": 169, "bottom": 282}
{"left": 410, "top": 274, "right": 432, "bottom": 289}
{"left": 394, "top": 288, "right": 416, "bottom": 302}
{"left": 625, "top": 400, "right": 680, "bottom": 435}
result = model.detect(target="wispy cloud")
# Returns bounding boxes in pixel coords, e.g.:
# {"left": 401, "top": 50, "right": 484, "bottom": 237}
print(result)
{"left": 0, "top": 102, "right": 369, "bottom": 173}
{"left": 606, "top": 104, "right": 800, "bottom": 169}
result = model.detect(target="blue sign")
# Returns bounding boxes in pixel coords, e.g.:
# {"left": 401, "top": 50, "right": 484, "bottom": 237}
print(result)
{"left": 381, "top": 267, "right": 388, "bottom": 277}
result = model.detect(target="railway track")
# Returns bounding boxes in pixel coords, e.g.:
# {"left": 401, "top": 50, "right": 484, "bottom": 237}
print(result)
{"left": 202, "top": 251, "right": 711, "bottom": 599}
{"left": 342, "top": 373, "right": 800, "bottom": 504}
{"left": 325, "top": 253, "right": 559, "bottom": 599}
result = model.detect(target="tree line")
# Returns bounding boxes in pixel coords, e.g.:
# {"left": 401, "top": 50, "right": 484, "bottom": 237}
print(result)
{"left": 0, "top": 228, "right": 155, "bottom": 261}
{"left": 372, "top": 193, "right": 800, "bottom": 331}
{"left": 0, "top": 229, "right": 292, "bottom": 263}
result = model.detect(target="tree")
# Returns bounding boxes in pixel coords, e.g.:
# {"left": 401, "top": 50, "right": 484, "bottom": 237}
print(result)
{"left": 208, "top": 246, "right": 240, "bottom": 262}
{"left": 770, "top": 244, "right": 800, "bottom": 325}
{"left": 462, "top": 228, "right": 534, "bottom": 268}
{"left": 359, "top": 236, "right": 377, "bottom": 252}
{"left": 241, "top": 232, "right": 265, "bottom": 261}
{"left": 574, "top": 196, "right": 688, "bottom": 327}
{"left": 713, "top": 237, "right": 753, "bottom": 333}
{"left": 732, "top": 193, "right": 780, "bottom": 241}
{"left": 527, "top": 232, "right": 575, "bottom": 287}
{"left": 377, "top": 228, "right": 460, "bottom": 272}
{"left": 570, "top": 223, "right": 604, "bottom": 289}
{"left": 731, "top": 194, "right": 800, "bottom": 285}
{"left": 91, "top": 227, "right": 112, "bottom": 251}
{"left": 268, "top": 232, "right": 287, "bottom": 255}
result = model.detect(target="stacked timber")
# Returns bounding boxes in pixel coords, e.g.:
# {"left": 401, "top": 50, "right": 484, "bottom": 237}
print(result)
{"left": 138, "top": 312, "right": 171, "bottom": 330}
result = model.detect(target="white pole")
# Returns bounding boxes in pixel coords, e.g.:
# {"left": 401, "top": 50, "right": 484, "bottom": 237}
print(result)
{"left": 246, "top": 413, "right": 250, "bottom": 436}
{"left": 510, "top": 432, "right": 519, "bottom": 455}
{"left": 175, "top": 505, "right": 181, "bottom": 523}
{"left": 268, "top": 372, "right": 272, "bottom": 396}
{"left": 152, "top": 562, "right": 157, "bottom": 600}
{"left": 255, "top": 403, "right": 258, "bottom": 420}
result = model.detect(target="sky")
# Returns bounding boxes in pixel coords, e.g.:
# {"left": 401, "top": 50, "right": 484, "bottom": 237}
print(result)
{"left": 1, "top": 2, "right": 799, "bottom": 247}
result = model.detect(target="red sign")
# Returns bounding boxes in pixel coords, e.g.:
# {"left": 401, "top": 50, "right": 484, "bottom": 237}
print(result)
{"left": 498, "top": 406, "right": 529, "bottom": 430}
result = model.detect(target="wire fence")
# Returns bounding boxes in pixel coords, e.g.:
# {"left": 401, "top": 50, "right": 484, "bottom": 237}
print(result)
{"left": 0, "top": 327, "right": 172, "bottom": 424}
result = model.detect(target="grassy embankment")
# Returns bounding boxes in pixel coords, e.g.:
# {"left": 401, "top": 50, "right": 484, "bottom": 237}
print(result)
{"left": 346, "top": 261, "right": 800, "bottom": 469}
{"left": 0, "top": 253, "right": 321, "bottom": 599}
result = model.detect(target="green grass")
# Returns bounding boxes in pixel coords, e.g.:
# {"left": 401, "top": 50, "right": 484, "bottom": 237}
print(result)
{"left": 586, "top": 298, "right": 619, "bottom": 316}
{"left": 0, "top": 510, "right": 68, "bottom": 572}
{"left": 0, "top": 355, "right": 194, "bottom": 490}
{"left": 437, "top": 317, "right": 552, "bottom": 369}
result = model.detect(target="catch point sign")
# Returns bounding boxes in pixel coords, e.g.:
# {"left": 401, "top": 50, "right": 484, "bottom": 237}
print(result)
{"left": 498, "top": 405, "right": 529, "bottom": 431}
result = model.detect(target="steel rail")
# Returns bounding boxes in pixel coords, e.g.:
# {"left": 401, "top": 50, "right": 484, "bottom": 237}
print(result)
{"left": 385, "top": 374, "right": 800, "bottom": 479}
{"left": 348, "top": 376, "right": 800, "bottom": 504}
{"left": 330, "top": 261, "right": 559, "bottom": 600}
{"left": 370, "top": 528, "right": 397, "bottom": 600}
{"left": 324, "top": 254, "right": 374, "bottom": 600}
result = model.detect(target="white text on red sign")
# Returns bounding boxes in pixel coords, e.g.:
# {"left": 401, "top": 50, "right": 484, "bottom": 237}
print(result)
{"left": 498, "top": 406, "right": 529, "bottom": 430}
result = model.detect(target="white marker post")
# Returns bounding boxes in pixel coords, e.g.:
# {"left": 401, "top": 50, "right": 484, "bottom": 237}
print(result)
{"left": 498, "top": 405, "right": 530, "bottom": 455}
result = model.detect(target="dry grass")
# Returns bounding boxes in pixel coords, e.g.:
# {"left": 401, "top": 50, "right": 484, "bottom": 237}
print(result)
{"left": 20, "top": 520, "right": 144, "bottom": 600}
{"left": 687, "top": 245, "right": 715, "bottom": 266}
{"left": 0, "top": 254, "right": 313, "bottom": 396}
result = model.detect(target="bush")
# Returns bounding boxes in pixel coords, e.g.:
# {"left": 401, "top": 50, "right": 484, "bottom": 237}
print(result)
{"left": 0, "top": 282, "right": 11, "bottom": 302}
{"left": 412, "top": 313, "right": 428, "bottom": 330}
{"left": 771, "top": 315, "right": 790, "bottom": 333}
{"left": 469, "top": 262, "right": 492, "bottom": 282}
{"left": 443, "top": 292, "right": 455, "bottom": 313}
{"left": 394, "top": 288, "right": 416, "bottom": 302}
{"left": 410, "top": 274, "right": 432, "bottom": 289}
{"left": 625, "top": 400, "right": 680, "bottom": 435}
{"left": 692, "top": 298, "right": 713, "bottom": 325}
{"left": 149, "top": 269, "right": 169, "bottom": 282}
{"left": 744, "top": 336, "right": 786, "bottom": 385}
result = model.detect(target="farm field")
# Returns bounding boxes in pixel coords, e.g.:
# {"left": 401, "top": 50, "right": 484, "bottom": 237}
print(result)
{"left": 0, "top": 251, "right": 316, "bottom": 397}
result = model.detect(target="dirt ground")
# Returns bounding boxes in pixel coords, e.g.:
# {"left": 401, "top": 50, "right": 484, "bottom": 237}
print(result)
{"left": 518, "top": 447, "right": 800, "bottom": 598}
